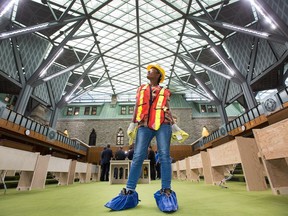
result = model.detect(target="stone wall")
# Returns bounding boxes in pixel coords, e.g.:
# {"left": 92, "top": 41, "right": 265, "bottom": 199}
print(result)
{"left": 56, "top": 108, "right": 223, "bottom": 147}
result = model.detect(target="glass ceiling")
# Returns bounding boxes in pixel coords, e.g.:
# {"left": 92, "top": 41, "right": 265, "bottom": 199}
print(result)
{"left": 11, "top": 0, "right": 284, "bottom": 105}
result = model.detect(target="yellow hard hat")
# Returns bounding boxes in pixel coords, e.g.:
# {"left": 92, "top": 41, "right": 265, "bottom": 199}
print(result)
{"left": 147, "top": 64, "right": 165, "bottom": 83}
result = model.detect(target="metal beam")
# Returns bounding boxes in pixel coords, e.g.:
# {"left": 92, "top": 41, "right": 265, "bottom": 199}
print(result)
{"left": 187, "top": 16, "right": 288, "bottom": 45}
{"left": 0, "top": 16, "right": 85, "bottom": 40}
{"left": 188, "top": 18, "right": 246, "bottom": 82}
{"left": 178, "top": 56, "right": 220, "bottom": 104}
{"left": 135, "top": 0, "right": 142, "bottom": 86}
{"left": 27, "top": 19, "right": 86, "bottom": 85}
{"left": 255, "top": 0, "right": 288, "bottom": 40}
{"left": 161, "top": 0, "right": 193, "bottom": 87}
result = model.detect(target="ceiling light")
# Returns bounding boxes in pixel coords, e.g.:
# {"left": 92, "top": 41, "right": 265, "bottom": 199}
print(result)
{"left": 65, "top": 79, "right": 83, "bottom": 102}
{"left": 250, "top": 0, "right": 277, "bottom": 29}
{"left": 211, "top": 48, "right": 235, "bottom": 75}
{"left": 0, "top": 0, "right": 17, "bottom": 17}
{"left": 222, "top": 23, "right": 269, "bottom": 37}
{"left": 39, "top": 48, "right": 64, "bottom": 78}
{"left": 0, "top": 23, "right": 49, "bottom": 39}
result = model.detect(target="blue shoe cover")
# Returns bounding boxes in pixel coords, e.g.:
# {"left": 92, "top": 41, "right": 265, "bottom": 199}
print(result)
{"left": 154, "top": 189, "right": 178, "bottom": 212}
{"left": 105, "top": 190, "right": 139, "bottom": 211}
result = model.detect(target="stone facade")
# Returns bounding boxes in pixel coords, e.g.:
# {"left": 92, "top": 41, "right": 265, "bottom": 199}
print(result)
{"left": 56, "top": 108, "right": 223, "bottom": 147}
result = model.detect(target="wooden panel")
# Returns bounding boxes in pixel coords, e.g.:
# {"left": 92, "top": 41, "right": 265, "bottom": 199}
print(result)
{"left": 75, "top": 161, "right": 88, "bottom": 173}
{"left": 0, "top": 146, "right": 39, "bottom": 171}
{"left": 253, "top": 118, "right": 288, "bottom": 160}
{"left": 200, "top": 151, "right": 213, "bottom": 184}
{"left": 47, "top": 156, "right": 71, "bottom": 172}
{"left": 208, "top": 140, "right": 241, "bottom": 166}
{"left": 236, "top": 137, "right": 267, "bottom": 191}
{"left": 178, "top": 159, "right": 186, "bottom": 171}
{"left": 188, "top": 154, "right": 202, "bottom": 169}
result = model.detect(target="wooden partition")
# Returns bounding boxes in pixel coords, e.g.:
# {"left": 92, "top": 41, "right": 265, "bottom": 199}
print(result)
{"left": 0, "top": 146, "right": 96, "bottom": 192}
{"left": 202, "top": 137, "right": 267, "bottom": 191}
{"left": 47, "top": 156, "right": 73, "bottom": 185}
{"left": 253, "top": 118, "right": 288, "bottom": 195}
{"left": 186, "top": 154, "right": 203, "bottom": 182}
{"left": 177, "top": 159, "right": 187, "bottom": 180}
{"left": 172, "top": 162, "right": 177, "bottom": 179}
{"left": 91, "top": 164, "right": 101, "bottom": 181}
{"left": 0, "top": 146, "right": 42, "bottom": 190}
{"left": 75, "top": 161, "right": 90, "bottom": 183}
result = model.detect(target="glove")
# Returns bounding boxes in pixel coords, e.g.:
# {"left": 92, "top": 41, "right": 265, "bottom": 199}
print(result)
{"left": 171, "top": 124, "right": 189, "bottom": 143}
{"left": 127, "top": 123, "right": 138, "bottom": 145}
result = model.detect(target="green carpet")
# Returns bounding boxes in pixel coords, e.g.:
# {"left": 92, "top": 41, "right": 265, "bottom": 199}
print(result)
{"left": 0, "top": 180, "right": 287, "bottom": 216}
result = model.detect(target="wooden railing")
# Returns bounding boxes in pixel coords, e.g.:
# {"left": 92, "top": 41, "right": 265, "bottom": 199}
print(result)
{"left": 192, "top": 86, "right": 288, "bottom": 152}
{"left": 0, "top": 106, "right": 89, "bottom": 157}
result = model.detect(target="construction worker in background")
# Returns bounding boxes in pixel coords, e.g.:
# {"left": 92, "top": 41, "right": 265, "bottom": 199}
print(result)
{"left": 202, "top": 125, "right": 209, "bottom": 137}
{"left": 105, "top": 63, "right": 188, "bottom": 212}
{"left": 63, "top": 128, "right": 69, "bottom": 137}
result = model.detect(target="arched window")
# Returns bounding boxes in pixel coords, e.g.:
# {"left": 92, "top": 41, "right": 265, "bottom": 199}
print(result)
{"left": 116, "top": 128, "right": 124, "bottom": 145}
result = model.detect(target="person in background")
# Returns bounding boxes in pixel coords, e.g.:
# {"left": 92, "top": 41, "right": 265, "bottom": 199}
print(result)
{"left": 147, "top": 145, "right": 156, "bottom": 180}
{"left": 100, "top": 147, "right": 106, "bottom": 181}
{"left": 100, "top": 144, "right": 113, "bottom": 181}
{"left": 88, "top": 128, "right": 97, "bottom": 146}
{"left": 127, "top": 144, "right": 134, "bottom": 160}
{"left": 155, "top": 150, "right": 161, "bottom": 179}
{"left": 105, "top": 63, "right": 180, "bottom": 212}
{"left": 115, "top": 146, "right": 126, "bottom": 160}
{"left": 202, "top": 125, "right": 209, "bottom": 137}
{"left": 63, "top": 128, "right": 69, "bottom": 137}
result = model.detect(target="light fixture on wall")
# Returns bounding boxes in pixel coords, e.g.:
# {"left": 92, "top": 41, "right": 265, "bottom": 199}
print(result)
{"left": 4, "top": 95, "right": 10, "bottom": 102}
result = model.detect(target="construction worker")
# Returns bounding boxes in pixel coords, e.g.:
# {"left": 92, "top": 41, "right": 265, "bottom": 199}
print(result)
{"left": 105, "top": 64, "right": 182, "bottom": 212}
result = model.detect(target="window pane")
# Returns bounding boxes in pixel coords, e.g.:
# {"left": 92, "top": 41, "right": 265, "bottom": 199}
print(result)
{"left": 207, "top": 105, "right": 213, "bottom": 113}
{"left": 200, "top": 105, "right": 207, "bottom": 113}
{"left": 91, "top": 106, "right": 97, "bottom": 115}
{"left": 84, "top": 106, "right": 90, "bottom": 115}
{"left": 121, "top": 106, "right": 126, "bottom": 115}
{"left": 67, "top": 107, "right": 73, "bottom": 116}
{"left": 74, "top": 107, "right": 80, "bottom": 115}
{"left": 128, "top": 106, "right": 134, "bottom": 114}
{"left": 212, "top": 105, "right": 217, "bottom": 113}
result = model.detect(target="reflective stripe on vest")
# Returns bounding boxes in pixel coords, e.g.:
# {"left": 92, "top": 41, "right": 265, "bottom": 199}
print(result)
{"left": 154, "top": 88, "right": 165, "bottom": 130}
{"left": 136, "top": 84, "right": 149, "bottom": 122}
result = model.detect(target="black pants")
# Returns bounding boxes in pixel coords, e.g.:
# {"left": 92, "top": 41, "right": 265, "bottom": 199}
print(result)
{"left": 100, "top": 163, "right": 110, "bottom": 181}
{"left": 156, "top": 162, "right": 161, "bottom": 179}
{"left": 150, "top": 163, "right": 156, "bottom": 180}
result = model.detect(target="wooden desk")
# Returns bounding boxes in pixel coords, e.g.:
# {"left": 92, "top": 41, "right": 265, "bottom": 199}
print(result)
{"left": 109, "top": 160, "right": 150, "bottom": 184}
{"left": 201, "top": 137, "right": 267, "bottom": 191}
{"left": 253, "top": 118, "right": 288, "bottom": 195}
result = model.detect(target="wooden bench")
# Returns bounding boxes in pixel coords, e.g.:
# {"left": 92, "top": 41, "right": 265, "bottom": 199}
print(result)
{"left": 75, "top": 161, "right": 91, "bottom": 183}
{"left": 175, "top": 159, "right": 187, "bottom": 180}
{"left": 0, "top": 145, "right": 42, "bottom": 191}
{"left": 90, "top": 164, "right": 101, "bottom": 181}
{"left": 186, "top": 154, "right": 203, "bottom": 182}
{"left": 47, "top": 156, "right": 73, "bottom": 185}
{"left": 201, "top": 137, "right": 267, "bottom": 191}
{"left": 253, "top": 118, "right": 288, "bottom": 195}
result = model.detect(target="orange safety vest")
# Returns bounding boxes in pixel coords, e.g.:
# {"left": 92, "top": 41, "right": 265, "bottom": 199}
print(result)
{"left": 135, "top": 84, "right": 170, "bottom": 130}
